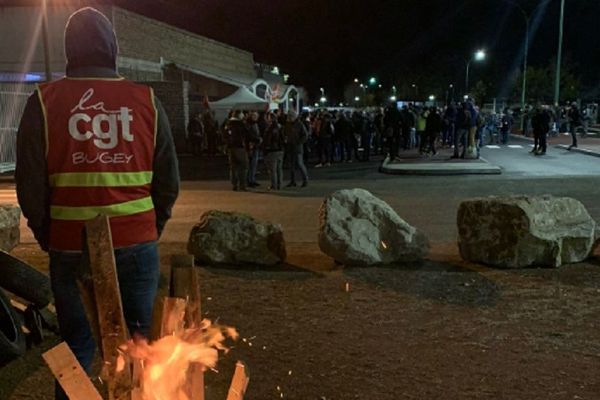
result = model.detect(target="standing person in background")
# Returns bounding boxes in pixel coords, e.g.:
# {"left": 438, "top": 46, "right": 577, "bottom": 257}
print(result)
{"left": 225, "top": 111, "right": 250, "bottom": 191}
{"left": 417, "top": 107, "right": 429, "bottom": 154}
{"left": 384, "top": 104, "right": 402, "bottom": 159}
{"left": 452, "top": 102, "right": 471, "bottom": 158}
{"left": 500, "top": 108, "right": 513, "bottom": 145}
{"left": 361, "top": 112, "right": 375, "bottom": 162}
{"left": 316, "top": 112, "right": 334, "bottom": 167}
{"left": 532, "top": 105, "right": 551, "bottom": 156}
{"left": 187, "top": 112, "right": 204, "bottom": 156}
{"left": 246, "top": 112, "right": 262, "bottom": 187}
{"left": 262, "top": 112, "right": 285, "bottom": 190}
{"left": 284, "top": 110, "right": 309, "bottom": 188}
{"left": 373, "top": 108, "right": 384, "bottom": 155}
{"left": 15, "top": 8, "right": 179, "bottom": 400}
{"left": 203, "top": 110, "right": 218, "bottom": 156}
{"left": 425, "top": 107, "right": 442, "bottom": 155}
{"left": 443, "top": 103, "right": 457, "bottom": 147}
{"left": 567, "top": 102, "right": 582, "bottom": 150}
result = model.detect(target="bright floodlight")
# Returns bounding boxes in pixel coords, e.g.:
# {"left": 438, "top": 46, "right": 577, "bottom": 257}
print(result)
{"left": 369, "top": 77, "right": 377, "bottom": 85}
{"left": 390, "top": 96, "right": 397, "bottom": 101}
{"left": 475, "top": 50, "right": 486, "bottom": 61}
{"left": 429, "top": 95, "right": 436, "bottom": 101}
{"left": 354, "top": 78, "right": 359, "bottom": 83}
{"left": 320, "top": 96, "right": 327, "bottom": 103}
{"left": 354, "top": 96, "right": 360, "bottom": 101}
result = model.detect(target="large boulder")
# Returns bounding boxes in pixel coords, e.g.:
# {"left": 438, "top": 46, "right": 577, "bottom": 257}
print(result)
{"left": 458, "top": 196, "right": 598, "bottom": 268}
{"left": 0, "top": 205, "right": 20, "bottom": 252}
{"left": 318, "top": 189, "right": 429, "bottom": 266}
{"left": 187, "top": 210, "right": 286, "bottom": 266}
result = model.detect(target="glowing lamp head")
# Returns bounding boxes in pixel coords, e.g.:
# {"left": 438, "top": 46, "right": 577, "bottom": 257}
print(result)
{"left": 369, "top": 77, "right": 377, "bottom": 85}
{"left": 475, "top": 50, "right": 486, "bottom": 61}
{"left": 320, "top": 96, "right": 327, "bottom": 103}
{"left": 429, "top": 95, "right": 435, "bottom": 101}
{"left": 390, "top": 96, "right": 397, "bottom": 102}
{"left": 354, "top": 96, "right": 360, "bottom": 102}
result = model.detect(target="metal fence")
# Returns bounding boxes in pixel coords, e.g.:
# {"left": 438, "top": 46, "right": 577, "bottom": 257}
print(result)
{"left": 0, "top": 84, "right": 32, "bottom": 173}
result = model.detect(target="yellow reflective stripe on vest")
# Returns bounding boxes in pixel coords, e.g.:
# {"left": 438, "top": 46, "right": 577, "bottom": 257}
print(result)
{"left": 49, "top": 171, "right": 153, "bottom": 187}
{"left": 50, "top": 196, "right": 154, "bottom": 220}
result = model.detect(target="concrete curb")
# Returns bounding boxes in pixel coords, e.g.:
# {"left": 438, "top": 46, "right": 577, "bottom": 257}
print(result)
{"left": 555, "top": 144, "right": 600, "bottom": 158}
{"left": 379, "top": 157, "right": 502, "bottom": 176}
{"left": 510, "top": 133, "right": 600, "bottom": 157}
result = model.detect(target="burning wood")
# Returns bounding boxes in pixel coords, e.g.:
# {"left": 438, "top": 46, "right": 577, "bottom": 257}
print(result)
{"left": 42, "top": 216, "right": 249, "bottom": 400}
{"left": 117, "top": 319, "right": 238, "bottom": 400}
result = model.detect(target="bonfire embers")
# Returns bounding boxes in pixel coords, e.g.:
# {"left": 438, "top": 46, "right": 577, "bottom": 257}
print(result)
{"left": 117, "top": 320, "right": 238, "bottom": 400}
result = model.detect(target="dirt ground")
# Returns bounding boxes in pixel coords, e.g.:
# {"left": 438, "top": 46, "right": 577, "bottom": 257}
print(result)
{"left": 2, "top": 176, "right": 600, "bottom": 399}
{"left": 2, "top": 240, "right": 600, "bottom": 400}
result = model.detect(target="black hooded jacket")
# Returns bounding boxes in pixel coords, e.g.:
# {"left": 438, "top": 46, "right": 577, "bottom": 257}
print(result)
{"left": 15, "top": 7, "right": 179, "bottom": 251}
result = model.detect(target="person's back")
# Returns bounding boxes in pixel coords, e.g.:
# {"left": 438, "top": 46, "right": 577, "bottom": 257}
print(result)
{"left": 15, "top": 8, "right": 178, "bottom": 400}
{"left": 225, "top": 117, "right": 248, "bottom": 149}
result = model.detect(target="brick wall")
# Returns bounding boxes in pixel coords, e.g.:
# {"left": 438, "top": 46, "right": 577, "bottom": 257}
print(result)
{"left": 113, "top": 8, "right": 256, "bottom": 85}
{"left": 145, "top": 81, "right": 190, "bottom": 153}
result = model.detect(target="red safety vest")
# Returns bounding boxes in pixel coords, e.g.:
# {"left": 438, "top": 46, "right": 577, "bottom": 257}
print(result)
{"left": 37, "top": 77, "right": 158, "bottom": 251}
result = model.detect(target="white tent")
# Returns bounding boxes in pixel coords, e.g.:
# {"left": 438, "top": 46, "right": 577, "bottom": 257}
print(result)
{"left": 209, "top": 86, "right": 269, "bottom": 111}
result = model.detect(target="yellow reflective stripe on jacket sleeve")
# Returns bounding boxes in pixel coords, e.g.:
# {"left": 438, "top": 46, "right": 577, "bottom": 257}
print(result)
{"left": 49, "top": 171, "right": 153, "bottom": 187}
{"left": 50, "top": 196, "right": 154, "bottom": 220}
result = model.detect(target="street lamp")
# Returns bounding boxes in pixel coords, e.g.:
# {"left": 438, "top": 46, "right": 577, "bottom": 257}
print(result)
{"left": 353, "top": 78, "right": 359, "bottom": 83}
{"left": 411, "top": 83, "right": 418, "bottom": 98}
{"left": 465, "top": 49, "right": 486, "bottom": 94}
{"left": 354, "top": 96, "right": 360, "bottom": 102}
{"left": 554, "top": 0, "right": 565, "bottom": 106}
{"left": 390, "top": 95, "right": 397, "bottom": 102}
{"left": 502, "top": 0, "right": 551, "bottom": 122}
{"left": 320, "top": 96, "right": 327, "bottom": 104}
{"left": 429, "top": 95, "right": 436, "bottom": 102}
{"left": 369, "top": 77, "right": 377, "bottom": 86}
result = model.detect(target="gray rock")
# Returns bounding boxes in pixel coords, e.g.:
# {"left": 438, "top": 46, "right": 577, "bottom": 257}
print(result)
{"left": 458, "top": 195, "right": 597, "bottom": 268}
{"left": 318, "top": 188, "right": 429, "bottom": 266}
{"left": 0, "top": 205, "right": 20, "bottom": 252}
{"left": 187, "top": 210, "right": 286, "bottom": 266}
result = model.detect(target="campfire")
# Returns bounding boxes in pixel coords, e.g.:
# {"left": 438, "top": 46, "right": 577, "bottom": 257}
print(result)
{"left": 42, "top": 216, "right": 249, "bottom": 400}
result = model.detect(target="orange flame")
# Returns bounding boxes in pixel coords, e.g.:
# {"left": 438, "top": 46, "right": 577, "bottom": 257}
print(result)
{"left": 117, "top": 319, "right": 238, "bottom": 400}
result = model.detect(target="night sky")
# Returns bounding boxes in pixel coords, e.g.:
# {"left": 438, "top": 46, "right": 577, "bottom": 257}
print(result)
{"left": 6, "top": 0, "right": 600, "bottom": 101}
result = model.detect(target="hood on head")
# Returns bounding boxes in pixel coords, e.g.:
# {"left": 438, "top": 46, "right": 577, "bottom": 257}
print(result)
{"left": 64, "top": 7, "right": 118, "bottom": 74}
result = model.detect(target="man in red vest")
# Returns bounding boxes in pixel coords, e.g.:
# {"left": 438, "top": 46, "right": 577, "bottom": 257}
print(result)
{"left": 15, "top": 8, "right": 179, "bottom": 399}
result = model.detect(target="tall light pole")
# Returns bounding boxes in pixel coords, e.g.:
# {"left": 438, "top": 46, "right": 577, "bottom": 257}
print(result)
{"left": 465, "top": 49, "right": 486, "bottom": 95}
{"left": 554, "top": 0, "right": 566, "bottom": 106}
{"left": 503, "top": 0, "right": 550, "bottom": 128}
{"left": 41, "top": 0, "right": 52, "bottom": 82}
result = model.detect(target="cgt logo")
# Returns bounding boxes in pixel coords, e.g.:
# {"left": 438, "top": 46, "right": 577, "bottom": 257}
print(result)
{"left": 68, "top": 88, "right": 133, "bottom": 149}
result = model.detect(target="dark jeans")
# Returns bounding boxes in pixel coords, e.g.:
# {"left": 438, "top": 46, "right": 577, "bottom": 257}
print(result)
{"left": 50, "top": 241, "right": 160, "bottom": 400}
{"left": 318, "top": 136, "right": 333, "bottom": 164}
{"left": 539, "top": 131, "right": 547, "bottom": 152}
{"left": 247, "top": 148, "right": 260, "bottom": 184}
{"left": 453, "top": 128, "right": 468, "bottom": 157}
{"left": 229, "top": 148, "right": 249, "bottom": 190}
{"left": 287, "top": 150, "right": 309, "bottom": 184}
{"left": 570, "top": 124, "right": 579, "bottom": 147}
{"left": 264, "top": 150, "right": 284, "bottom": 189}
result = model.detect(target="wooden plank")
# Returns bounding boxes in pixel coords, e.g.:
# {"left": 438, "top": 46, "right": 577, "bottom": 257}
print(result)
{"left": 170, "top": 255, "right": 205, "bottom": 400}
{"left": 226, "top": 361, "right": 250, "bottom": 400}
{"left": 160, "top": 296, "right": 187, "bottom": 337}
{"left": 85, "top": 215, "right": 131, "bottom": 400}
{"left": 42, "top": 342, "right": 103, "bottom": 400}
{"left": 170, "top": 254, "right": 201, "bottom": 327}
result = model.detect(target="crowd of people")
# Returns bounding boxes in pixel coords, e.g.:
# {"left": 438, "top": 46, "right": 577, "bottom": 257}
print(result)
{"left": 186, "top": 100, "right": 593, "bottom": 191}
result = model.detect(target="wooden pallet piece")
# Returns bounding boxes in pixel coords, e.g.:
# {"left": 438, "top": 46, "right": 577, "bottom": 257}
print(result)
{"left": 159, "top": 296, "right": 187, "bottom": 337}
{"left": 170, "top": 254, "right": 205, "bottom": 400}
{"left": 43, "top": 342, "right": 103, "bottom": 400}
{"left": 226, "top": 361, "right": 250, "bottom": 400}
{"left": 85, "top": 215, "right": 131, "bottom": 400}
